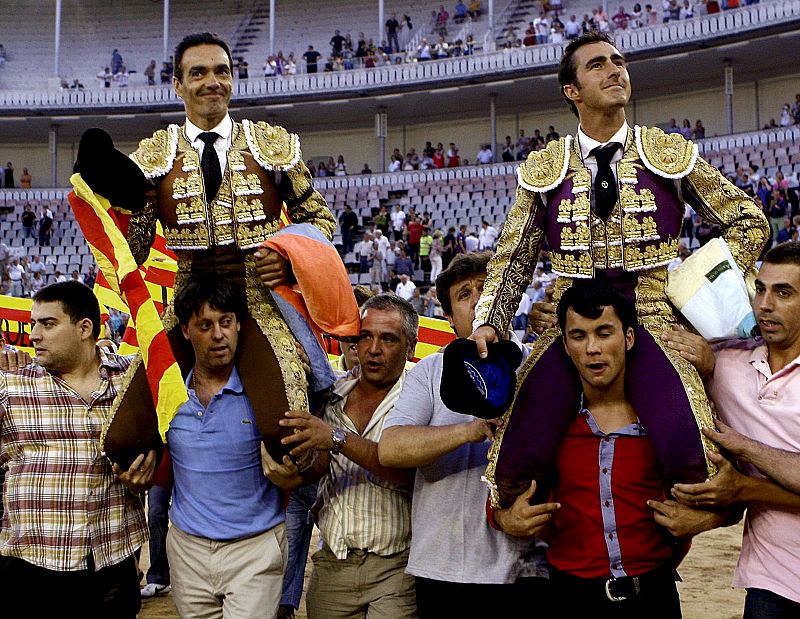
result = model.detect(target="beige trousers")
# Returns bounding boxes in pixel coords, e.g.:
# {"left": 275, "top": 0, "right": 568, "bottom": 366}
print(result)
{"left": 167, "top": 523, "right": 287, "bottom": 619}
{"left": 306, "top": 546, "right": 417, "bottom": 619}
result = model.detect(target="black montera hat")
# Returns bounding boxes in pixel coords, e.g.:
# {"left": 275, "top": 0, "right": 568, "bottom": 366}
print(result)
{"left": 440, "top": 337, "right": 522, "bottom": 419}
{"left": 75, "top": 127, "right": 148, "bottom": 212}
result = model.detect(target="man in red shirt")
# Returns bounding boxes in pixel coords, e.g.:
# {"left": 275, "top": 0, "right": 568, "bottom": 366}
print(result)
{"left": 406, "top": 215, "right": 424, "bottom": 270}
{"left": 493, "top": 280, "right": 723, "bottom": 616}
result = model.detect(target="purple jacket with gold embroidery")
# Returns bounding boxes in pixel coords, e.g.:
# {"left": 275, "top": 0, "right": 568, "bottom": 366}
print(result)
{"left": 474, "top": 125, "right": 768, "bottom": 335}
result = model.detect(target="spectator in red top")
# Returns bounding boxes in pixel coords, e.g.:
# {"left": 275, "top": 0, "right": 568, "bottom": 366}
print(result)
{"left": 494, "top": 281, "right": 724, "bottom": 615}
{"left": 432, "top": 144, "right": 446, "bottom": 168}
{"left": 406, "top": 215, "right": 424, "bottom": 270}
{"left": 446, "top": 143, "right": 460, "bottom": 167}
{"left": 612, "top": 5, "right": 632, "bottom": 29}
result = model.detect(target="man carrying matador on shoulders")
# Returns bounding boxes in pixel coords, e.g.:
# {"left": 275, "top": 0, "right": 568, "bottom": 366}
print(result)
{"left": 470, "top": 31, "right": 769, "bottom": 509}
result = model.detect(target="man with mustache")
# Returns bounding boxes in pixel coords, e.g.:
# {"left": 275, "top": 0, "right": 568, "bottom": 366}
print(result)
{"left": 279, "top": 295, "right": 418, "bottom": 619}
{"left": 469, "top": 31, "right": 769, "bottom": 511}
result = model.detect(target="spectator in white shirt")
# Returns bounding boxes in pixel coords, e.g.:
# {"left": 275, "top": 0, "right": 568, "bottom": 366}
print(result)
{"left": 395, "top": 274, "right": 417, "bottom": 301}
{"left": 465, "top": 231, "right": 479, "bottom": 253}
{"left": 512, "top": 291, "right": 532, "bottom": 333}
{"left": 476, "top": 145, "right": 494, "bottom": 165}
{"left": 565, "top": 15, "right": 583, "bottom": 38}
{"left": 478, "top": 221, "right": 498, "bottom": 251}
{"left": 391, "top": 205, "right": 407, "bottom": 242}
{"left": 7, "top": 258, "right": 24, "bottom": 297}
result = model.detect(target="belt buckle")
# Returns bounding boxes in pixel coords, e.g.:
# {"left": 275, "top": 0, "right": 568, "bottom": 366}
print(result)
{"left": 605, "top": 577, "right": 627, "bottom": 602}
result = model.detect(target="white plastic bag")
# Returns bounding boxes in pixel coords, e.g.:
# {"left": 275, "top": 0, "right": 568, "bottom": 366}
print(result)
{"left": 666, "top": 237, "right": 756, "bottom": 340}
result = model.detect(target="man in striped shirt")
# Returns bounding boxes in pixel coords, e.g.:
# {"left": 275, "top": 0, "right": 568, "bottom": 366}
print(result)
{"left": 280, "top": 294, "right": 418, "bottom": 618}
{"left": 0, "top": 281, "right": 154, "bottom": 617}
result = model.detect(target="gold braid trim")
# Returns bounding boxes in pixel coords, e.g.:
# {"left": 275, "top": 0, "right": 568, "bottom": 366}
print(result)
{"left": 243, "top": 120, "right": 302, "bottom": 171}
{"left": 684, "top": 156, "right": 769, "bottom": 287}
{"left": 243, "top": 255, "right": 309, "bottom": 412}
{"left": 475, "top": 186, "right": 544, "bottom": 334}
{"left": 517, "top": 136, "right": 572, "bottom": 192}
{"left": 130, "top": 125, "right": 179, "bottom": 179}
{"left": 655, "top": 336, "right": 718, "bottom": 476}
{"left": 126, "top": 196, "right": 158, "bottom": 267}
{"left": 485, "top": 327, "right": 562, "bottom": 509}
{"left": 282, "top": 159, "right": 337, "bottom": 240}
{"left": 636, "top": 125, "right": 697, "bottom": 179}
{"left": 100, "top": 352, "right": 147, "bottom": 455}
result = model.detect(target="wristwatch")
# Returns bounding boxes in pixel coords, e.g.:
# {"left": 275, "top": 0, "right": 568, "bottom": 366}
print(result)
{"left": 330, "top": 428, "right": 348, "bottom": 455}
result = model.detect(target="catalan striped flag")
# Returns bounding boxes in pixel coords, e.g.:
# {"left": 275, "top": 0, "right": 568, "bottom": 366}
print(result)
{"left": 69, "top": 173, "right": 187, "bottom": 441}
{"left": 415, "top": 316, "right": 456, "bottom": 360}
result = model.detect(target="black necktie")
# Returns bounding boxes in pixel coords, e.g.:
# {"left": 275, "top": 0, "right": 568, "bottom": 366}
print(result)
{"left": 198, "top": 131, "right": 222, "bottom": 202}
{"left": 591, "top": 143, "right": 621, "bottom": 220}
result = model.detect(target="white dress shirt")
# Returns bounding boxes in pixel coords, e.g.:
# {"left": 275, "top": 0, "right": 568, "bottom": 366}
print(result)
{"left": 184, "top": 114, "right": 233, "bottom": 177}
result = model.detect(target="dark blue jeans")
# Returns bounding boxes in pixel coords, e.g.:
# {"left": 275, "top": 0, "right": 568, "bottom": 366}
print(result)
{"left": 744, "top": 588, "right": 800, "bottom": 619}
{"left": 279, "top": 484, "right": 318, "bottom": 609}
{"left": 146, "top": 485, "right": 171, "bottom": 586}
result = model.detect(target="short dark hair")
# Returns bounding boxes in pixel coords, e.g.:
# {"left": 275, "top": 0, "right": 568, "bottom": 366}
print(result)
{"left": 361, "top": 294, "right": 419, "bottom": 352}
{"left": 763, "top": 241, "right": 800, "bottom": 268}
{"left": 352, "top": 284, "right": 376, "bottom": 307}
{"left": 436, "top": 252, "right": 492, "bottom": 316}
{"left": 557, "top": 280, "right": 637, "bottom": 333}
{"left": 174, "top": 276, "right": 247, "bottom": 326}
{"left": 174, "top": 32, "right": 233, "bottom": 81}
{"left": 557, "top": 31, "right": 617, "bottom": 117}
{"left": 33, "top": 281, "right": 102, "bottom": 339}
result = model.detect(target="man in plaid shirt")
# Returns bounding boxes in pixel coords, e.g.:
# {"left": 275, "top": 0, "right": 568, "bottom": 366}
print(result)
{"left": 0, "top": 281, "right": 154, "bottom": 617}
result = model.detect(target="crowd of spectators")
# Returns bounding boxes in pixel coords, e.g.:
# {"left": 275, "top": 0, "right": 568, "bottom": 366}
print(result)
{"left": 728, "top": 165, "right": 799, "bottom": 246}
{"left": 664, "top": 117, "right": 706, "bottom": 139}
{"left": 0, "top": 244, "right": 96, "bottom": 300}
{"left": 341, "top": 203, "right": 505, "bottom": 316}
{"left": 93, "top": 49, "right": 172, "bottom": 88}
{"left": 36, "top": 0, "right": 768, "bottom": 89}
{"left": 767, "top": 94, "right": 800, "bottom": 128}
{"left": 500, "top": 0, "right": 753, "bottom": 49}
{"left": 19, "top": 204, "right": 55, "bottom": 247}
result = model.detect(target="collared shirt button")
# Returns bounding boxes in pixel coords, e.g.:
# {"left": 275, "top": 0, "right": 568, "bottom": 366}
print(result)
{"left": 196, "top": 411, "right": 203, "bottom": 417}
{"left": 602, "top": 467, "right": 608, "bottom": 474}
{"left": 604, "top": 500, "right": 610, "bottom": 507}
{"left": 608, "top": 533, "right": 614, "bottom": 540}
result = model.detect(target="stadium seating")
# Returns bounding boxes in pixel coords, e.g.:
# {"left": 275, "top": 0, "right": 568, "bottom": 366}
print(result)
{"left": 0, "top": 0, "right": 795, "bottom": 107}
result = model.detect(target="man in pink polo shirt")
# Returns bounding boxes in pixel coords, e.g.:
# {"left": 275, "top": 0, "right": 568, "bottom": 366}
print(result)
{"left": 663, "top": 241, "right": 800, "bottom": 618}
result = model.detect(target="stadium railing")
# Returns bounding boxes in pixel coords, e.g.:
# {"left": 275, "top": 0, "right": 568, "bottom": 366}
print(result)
{"left": 0, "top": 0, "right": 797, "bottom": 111}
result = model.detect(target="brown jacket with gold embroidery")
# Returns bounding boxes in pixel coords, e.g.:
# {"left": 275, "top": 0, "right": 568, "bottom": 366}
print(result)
{"left": 126, "top": 120, "right": 335, "bottom": 264}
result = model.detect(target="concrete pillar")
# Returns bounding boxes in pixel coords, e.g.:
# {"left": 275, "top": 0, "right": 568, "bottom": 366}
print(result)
{"left": 488, "top": 0, "right": 495, "bottom": 50}
{"left": 376, "top": 108, "right": 387, "bottom": 171}
{"left": 725, "top": 63, "right": 734, "bottom": 135}
{"left": 163, "top": 0, "right": 170, "bottom": 63}
{"left": 49, "top": 125, "right": 59, "bottom": 187}
{"left": 379, "top": 0, "right": 385, "bottom": 48}
{"left": 54, "top": 0, "right": 62, "bottom": 77}
{"left": 269, "top": 0, "right": 276, "bottom": 56}
{"left": 489, "top": 93, "right": 498, "bottom": 163}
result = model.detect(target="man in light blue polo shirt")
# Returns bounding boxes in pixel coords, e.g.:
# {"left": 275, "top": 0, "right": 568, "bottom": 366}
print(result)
{"left": 166, "top": 276, "right": 303, "bottom": 618}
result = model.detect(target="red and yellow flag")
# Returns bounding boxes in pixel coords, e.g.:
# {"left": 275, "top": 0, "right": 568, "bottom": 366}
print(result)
{"left": 69, "top": 173, "right": 187, "bottom": 441}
